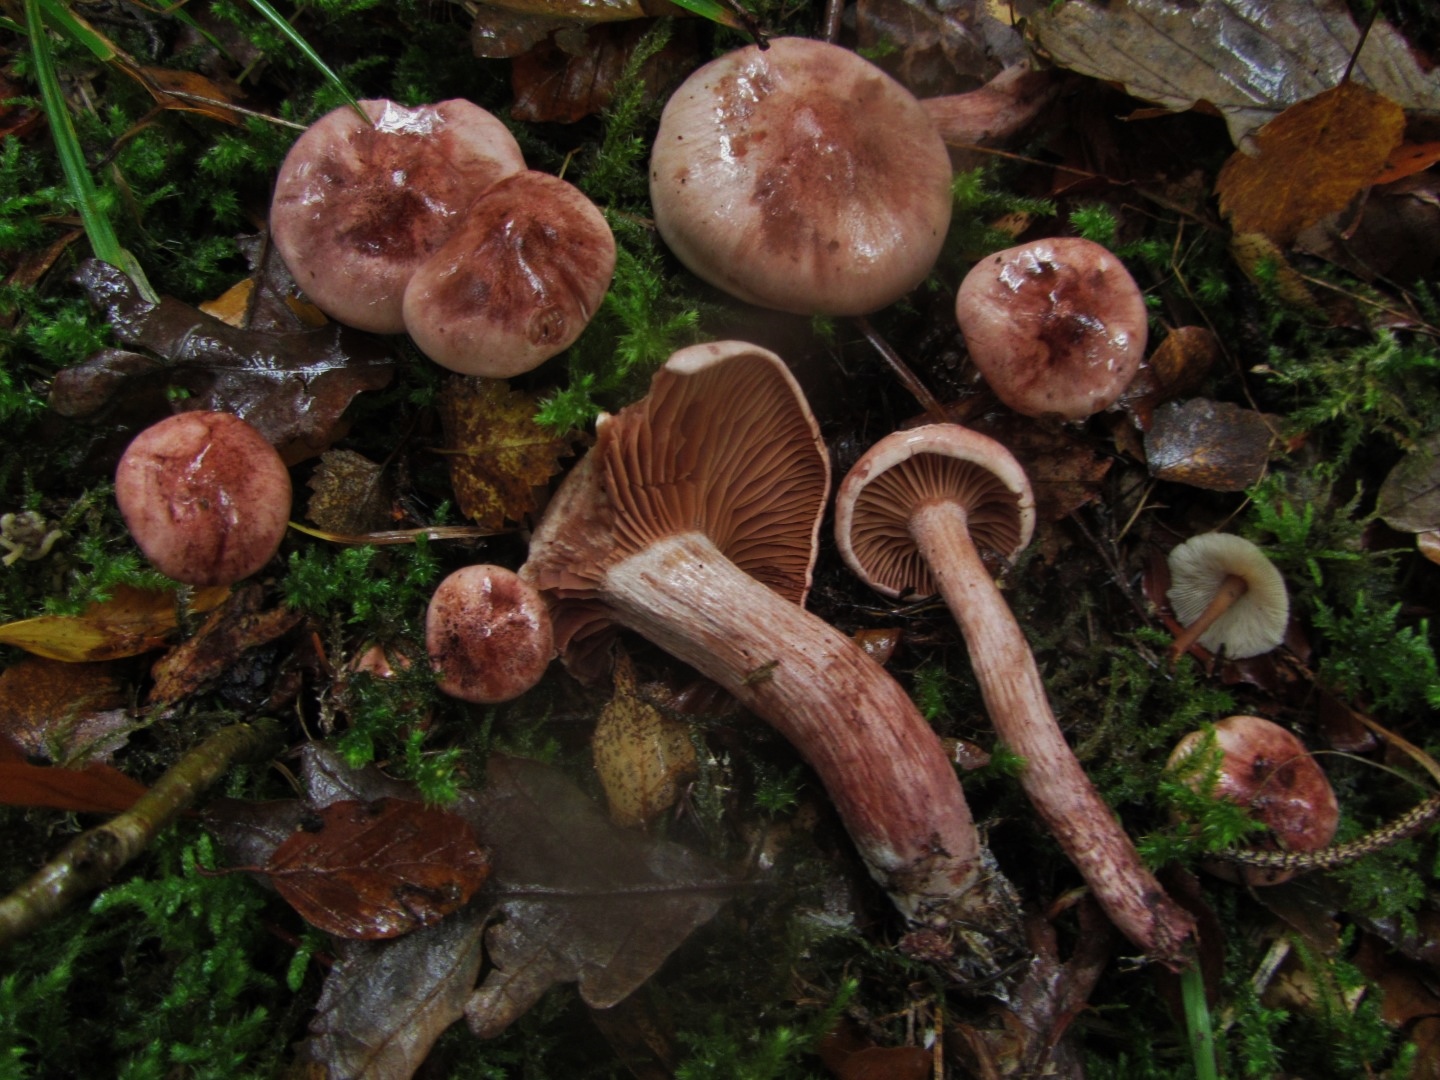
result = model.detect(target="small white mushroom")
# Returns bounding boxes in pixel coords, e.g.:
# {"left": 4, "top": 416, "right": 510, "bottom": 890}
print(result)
{"left": 1166, "top": 533, "right": 1289, "bottom": 660}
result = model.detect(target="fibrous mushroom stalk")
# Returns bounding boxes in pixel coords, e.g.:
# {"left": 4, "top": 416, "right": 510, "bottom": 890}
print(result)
{"left": 601, "top": 529, "right": 984, "bottom": 917}
{"left": 909, "top": 498, "right": 1195, "bottom": 966}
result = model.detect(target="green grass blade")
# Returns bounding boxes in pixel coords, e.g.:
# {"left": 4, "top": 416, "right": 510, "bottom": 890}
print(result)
{"left": 1180, "top": 961, "right": 1220, "bottom": 1080}
{"left": 36, "top": 0, "right": 117, "bottom": 63}
{"left": 663, "top": 0, "right": 745, "bottom": 29}
{"left": 240, "top": 0, "right": 367, "bottom": 122}
{"left": 25, "top": 0, "right": 122, "bottom": 264}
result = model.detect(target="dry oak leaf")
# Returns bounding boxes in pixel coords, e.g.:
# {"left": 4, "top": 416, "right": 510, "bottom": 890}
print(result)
{"left": 266, "top": 797, "right": 492, "bottom": 940}
{"left": 437, "top": 376, "right": 579, "bottom": 530}
{"left": 1216, "top": 83, "right": 1406, "bottom": 246}
{"left": 0, "top": 584, "right": 229, "bottom": 662}
{"left": 592, "top": 650, "right": 698, "bottom": 828}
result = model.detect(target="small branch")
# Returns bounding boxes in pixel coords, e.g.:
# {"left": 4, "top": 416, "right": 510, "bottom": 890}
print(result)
{"left": 0, "top": 718, "right": 284, "bottom": 948}
{"left": 854, "top": 316, "right": 949, "bottom": 424}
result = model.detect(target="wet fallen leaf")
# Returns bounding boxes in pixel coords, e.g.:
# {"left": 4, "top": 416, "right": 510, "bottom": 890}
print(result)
{"left": 0, "top": 759, "right": 148, "bottom": 814}
{"left": 855, "top": 0, "right": 1027, "bottom": 99}
{"left": 1216, "top": 83, "right": 1405, "bottom": 246}
{"left": 592, "top": 650, "right": 698, "bottom": 827}
{"left": 1295, "top": 171, "right": 1440, "bottom": 285}
{"left": 819, "top": 1019, "right": 931, "bottom": 1080}
{"left": 0, "top": 584, "right": 229, "bottom": 662}
{"left": 209, "top": 744, "right": 732, "bottom": 1075}
{"left": 0, "top": 656, "right": 131, "bottom": 764}
{"left": 147, "top": 585, "right": 304, "bottom": 706}
{"left": 511, "top": 19, "right": 696, "bottom": 124}
{"left": 1228, "top": 233, "right": 1324, "bottom": 311}
{"left": 306, "top": 449, "right": 395, "bottom": 536}
{"left": 1024, "top": 0, "right": 1439, "bottom": 150}
{"left": 124, "top": 65, "right": 247, "bottom": 125}
{"left": 1376, "top": 433, "right": 1440, "bottom": 535}
{"left": 1374, "top": 141, "right": 1440, "bottom": 186}
{"left": 1120, "top": 325, "right": 1221, "bottom": 430}
{"left": 1145, "top": 398, "right": 1278, "bottom": 491}
{"left": 52, "top": 259, "right": 396, "bottom": 464}
{"left": 267, "top": 797, "right": 492, "bottom": 940}
{"left": 437, "top": 376, "right": 579, "bottom": 530}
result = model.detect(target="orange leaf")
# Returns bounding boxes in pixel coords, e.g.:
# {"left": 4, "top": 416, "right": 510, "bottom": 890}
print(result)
{"left": 1216, "top": 83, "right": 1406, "bottom": 245}
{"left": 0, "top": 584, "right": 230, "bottom": 662}
{"left": 0, "top": 760, "right": 147, "bottom": 813}
{"left": 1373, "top": 140, "right": 1440, "bottom": 185}
{"left": 267, "top": 798, "right": 491, "bottom": 940}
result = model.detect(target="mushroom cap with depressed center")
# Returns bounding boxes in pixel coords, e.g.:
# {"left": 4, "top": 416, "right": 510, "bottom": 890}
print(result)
{"left": 1166, "top": 533, "right": 1289, "bottom": 659}
{"left": 269, "top": 98, "right": 525, "bottom": 334}
{"left": 648, "top": 37, "right": 953, "bottom": 316}
{"left": 402, "top": 171, "right": 616, "bottom": 377}
{"left": 426, "top": 564, "right": 555, "bottom": 703}
{"left": 1168, "top": 714, "right": 1339, "bottom": 886}
{"left": 955, "top": 237, "right": 1148, "bottom": 420}
{"left": 835, "top": 423, "right": 1035, "bottom": 599}
{"left": 115, "top": 410, "right": 292, "bottom": 586}
{"left": 523, "top": 340, "right": 830, "bottom": 680}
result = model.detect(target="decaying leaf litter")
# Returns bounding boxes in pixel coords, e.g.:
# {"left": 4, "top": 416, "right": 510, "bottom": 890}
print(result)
{"left": 2, "top": 0, "right": 1440, "bottom": 1076}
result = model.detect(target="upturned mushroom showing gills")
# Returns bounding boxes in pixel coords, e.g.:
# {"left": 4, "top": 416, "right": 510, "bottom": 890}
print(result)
{"left": 402, "top": 171, "right": 616, "bottom": 378}
{"left": 1168, "top": 715, "right": 1340, "bottom": 886}
{"left": 835, "top": 424, "right": 1195, "bottom": 966}
{"left": 1166, "top": 533, "right": 1290, "bottom": 661}
{"left": 955, "top": 237, "right": 1148, "bottom": 420}
{"left": 648, "top": 37, "right": 953, "bottom": 317}
{"left": 269, "top": 98, "right": 525, "bottom": 334}
{"left": 115, "top": 411, "right": 292, "bottom": 587}
{"left": 522, "top": 342, "right": 1000, "bottom": 929}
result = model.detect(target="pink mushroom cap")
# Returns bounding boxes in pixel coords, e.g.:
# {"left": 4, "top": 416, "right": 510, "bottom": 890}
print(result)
{"left": 402, "top": 170, "right": 616, "bottom": 377}
{"left": 955, "top": 237, "right": 1148, "bottom": 420}
{"left": 649, "top": 37, "right": 954, "bottom": 316}
{"left": 114, "top": 410, "right": 292, "bottom": 586}
{"left": 426, "top": 564, "right": 555, "bottom": 703}
{"left": 269, "top": 98, "right": 525, "bottom": 334}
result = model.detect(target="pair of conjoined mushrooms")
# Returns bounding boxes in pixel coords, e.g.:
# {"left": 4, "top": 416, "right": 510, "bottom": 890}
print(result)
{"left": 520, "top": 339, "right": 1196, "bottom": 967}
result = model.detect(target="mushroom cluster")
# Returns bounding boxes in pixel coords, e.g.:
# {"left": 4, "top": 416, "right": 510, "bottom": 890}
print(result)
{"left": 270, "top": 98, "right": 614, "bottom": 378}
{"left": 522, "top": 341, "right": 1009, "bottom": 930}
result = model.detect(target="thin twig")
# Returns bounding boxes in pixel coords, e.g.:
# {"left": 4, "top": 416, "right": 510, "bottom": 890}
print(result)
{"left": 0, "top": 718, "right": 284, "bottom": 948}
{"left": 853, "top": 315, "right": 949, "bottom": 424}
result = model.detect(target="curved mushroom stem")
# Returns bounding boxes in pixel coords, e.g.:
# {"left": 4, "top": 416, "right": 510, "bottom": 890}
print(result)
{"left": 601, "top": 530, "right": 1008, "bottom": 930}
{"left": 1168, "top": 573, "right": 1248, "bottom": 662}
{"left": 911, "top": 500, "right": 1196, "bottom": 968}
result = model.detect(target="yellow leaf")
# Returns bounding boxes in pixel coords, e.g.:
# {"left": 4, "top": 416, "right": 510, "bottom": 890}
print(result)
{"left": 438, "top": 377, "right": 579, "bottom": 531}
{"left": 592, "top": 652, "right": 697, "bottom": 828}
{"left": 1216, "top": 83, "right": 1405, "bottom": 245}
{"left": 0, "top": 585, "right": 230, "bottom": 662}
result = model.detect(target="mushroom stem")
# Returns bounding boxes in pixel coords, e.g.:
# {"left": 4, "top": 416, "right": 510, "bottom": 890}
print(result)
{"left": 601, "top": 529, "right": 992, "bottom": 925}
{"left": 910, "top": 499, "right": 1196, "bottom": 967}
{"left": 1168, "top": 573, "right": 1249, "bottom": 661}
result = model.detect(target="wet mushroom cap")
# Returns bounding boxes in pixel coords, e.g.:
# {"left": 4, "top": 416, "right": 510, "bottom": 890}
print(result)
{"left": 114, "top": 410, "right": 292, "bottom": 586}
{"left": 1169, "top": 714, "right": 1339, "bottom": 886}
{"left": 426, "top": 564, "right": 555, "bottom": 703}
{"left": 402, "top": 170, "right": 616, "bottom": 377}
{"left": 1167, "top": 532, "right": 1289, "bottom": 659}
{"left": 269, "top": 98, "right": 525, "bottom": 334}
{"left": 955, "top": 237, "right": 1148, "bottom": 420}
{"left": 835, "top": 423, "right": 1035, "bottom": 599}
{"left": 649, "top": 36, "right": 953, "bottom": 316}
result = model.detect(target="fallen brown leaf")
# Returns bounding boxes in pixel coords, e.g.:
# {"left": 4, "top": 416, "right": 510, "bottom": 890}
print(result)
{"left": 1144, "top": 398, "right": 1278, "bottom": 491}
{"left": 592, "top": 650, "right": 697, "bottom": 827}
{"left": 437, "top": 376, "right": 579, "bottom": 530}
{"left": 0, "top": 584, "right": 230, "bottom": 662}
{"left": 147, "top": 585, "right": 303, "bottom": 706}
{"left": 265, "top": 797, "right": 492, "bottom": 940}
{"left": 1216, "top": 83, "right": 1405, "bottom": 246}
{"left": 0, "top": 656, "right": 130, "bottom": 764}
